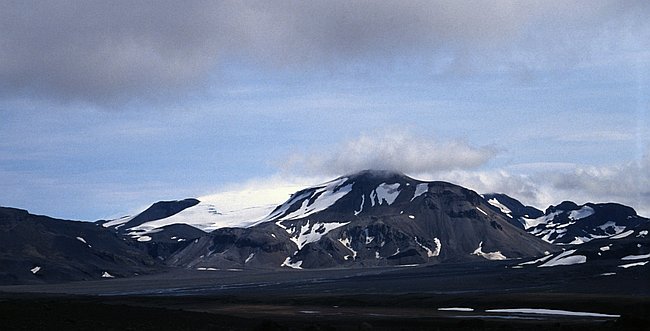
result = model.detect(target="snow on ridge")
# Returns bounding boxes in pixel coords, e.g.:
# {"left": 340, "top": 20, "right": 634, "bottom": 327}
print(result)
{"left": 102, "top": 215, "right": 134, "bottom": 228}
{"left": 288, "top": 220, "right": 350, "bottom": 250}
{"left": 472, "top": 241, "right": 506, "bottom": 260}
{"left": 487, "top": 198, "right": 512, "bottom": 217}
{"left": 374, "top": 183, "right": 401, "bottom": 205}
{"left": 277, "top": 178, "right": 353, "bottom": 221}
{"left": 568, "top": 206, "right": 595, "bottom": 220}
{"left": 101, "top": 271, "right": 115, "bottom": 278}
{"left": 611, "top": 230, "right": 634, "bottom": 239}
{"left": 538, "top": 249, "right": 586, "bottom": 267}
{"left": 411, "top": 183, "right": 429, "bottom": 201}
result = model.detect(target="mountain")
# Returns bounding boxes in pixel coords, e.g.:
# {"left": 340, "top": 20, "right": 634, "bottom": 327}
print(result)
{"left": 0, "top": 207, "right": 160, "bottom": 284}
{"left": 168, "top": 170, "right": 558, "bottom": 270}
{"left": 483, "top": 193, "right": 544, "bottom": 229}
{"left": 481, "top": 194, "right": 649, "bottom": 273}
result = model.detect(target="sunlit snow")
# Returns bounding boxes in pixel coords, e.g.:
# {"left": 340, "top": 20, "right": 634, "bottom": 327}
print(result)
{"left": 485, "top": 308, "right": 619, "bottom": 318}
{"left": 374, "top": 183, "right": 401, "bottom": 205}
{"left": 414, "top": 236, "right": 440, "bottom": 257}
{"left": 278, "top": 179, "right": 353, "bottom": 221}
{"left": 289, "top": 220, "right": 349, "bottom": 250}
{"left": 30, "top": 266, "right": 41, "bottom": 274}
{"left": 339, "top": 237, "right": 357, "bottom": 259}
{"left": 611, "top": 230, "right": 634, "bottom": 239}
{"left": 281, "top": 257, "right": 303, "bottom": 269}
{"left": 621, "top": 253, "right": 650, "bottom": 260}
{"left": 538, "top": 250, "right": 586, "bottom": 267}
{"left": 487, "top": 198, "right": 512, "bottom": 218}
{"left": 472, "top": 241, "right": 506, "bottom": 260}
{"left": 101, "top": 271, "right": 115, "bottom": 278}
{"left": 411, "top": 183, "right": 429, "bottom": 201}
{"left": 438, "top": 307, "right": 474, "bottom": 312}
{"left": 568, "top": 206, "right": 594, "bottom": 220}
{"left": 618, "top": 261, "right": 648, "bottom": 268}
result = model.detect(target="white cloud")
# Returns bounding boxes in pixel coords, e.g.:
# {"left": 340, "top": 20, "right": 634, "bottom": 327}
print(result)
{"left": 283, "top": 132, "right": 497, "bottom": 176}
{"left": 419, "top": 154, "right": 650, "bottom": 217}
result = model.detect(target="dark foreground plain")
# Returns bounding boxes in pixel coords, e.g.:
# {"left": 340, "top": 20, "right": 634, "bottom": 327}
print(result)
{"left": 1, "top": 261, "right": 649, "bottom": 330}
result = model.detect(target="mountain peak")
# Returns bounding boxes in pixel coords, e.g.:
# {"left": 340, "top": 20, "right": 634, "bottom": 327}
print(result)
{"left": 345, "top": 169, "right": 412, "bottom": 184}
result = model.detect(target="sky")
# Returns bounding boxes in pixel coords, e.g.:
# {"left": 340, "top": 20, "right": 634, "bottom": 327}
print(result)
{"left": 1, "top": 1, "right": 649, "bottom": 220}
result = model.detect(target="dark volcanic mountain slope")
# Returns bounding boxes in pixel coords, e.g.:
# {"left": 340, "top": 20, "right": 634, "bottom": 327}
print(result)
{"left": 0, "top": 207, "right": 160, "bottom": 285}
{"left": 100, "top": 198, "right": 200, "bottom": 232}
{"left": 170, "top": 171, "right": 558, "bottom": 270}
{"left": 483, "top": 193, "right": 544, "bottom": 229}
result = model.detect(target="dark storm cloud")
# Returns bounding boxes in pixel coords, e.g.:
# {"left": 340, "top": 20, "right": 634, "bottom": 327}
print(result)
{"left": 1, "top": 1, "right": 647, "bottom": 105}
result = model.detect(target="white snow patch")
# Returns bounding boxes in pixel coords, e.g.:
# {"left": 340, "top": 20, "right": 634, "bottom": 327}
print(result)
{"left": 354, "top": 195, "right": 365, "bottom": 216}
{"left": 102, "top": 215, "right": 134, "bottom": 229}
{"left": 375, "top": 251, "right": 381, "bottom": 259}
{"left": 476, "top": 207, "right": 488, "bottom": 216}
{"left": 411, "top": 183, "right": 429, "bottom": 201}
{"left": 245, "top": 253, "right": 255, "bottom": 263}
{"left": 76, "top": 237, "right": 87, "bottom": 244}
{"left": 568, "top": 206, "right": 594, "bottom": 220}
{"left": 487, "top": 198, "right": 512, "bottom": 217}
{"left": 517, "top": 254, "right": 553, "bottom": 266}
{"left": 485, "top": 308, "right": 619, "bottom": 318}
{"left": 438, "top": 307, "right": 474, "bottom": 312}
{"left": 137, "top": 236, "right": 152, "bottom": 242}
{"left": 374, "top": 183, "right": 401, "bottom": 205}
{"left": 101, "top": 272, "right": 115, "bottom": 278}
{"left": 638, "top": 230, "right": 648, "bottom": 237}
{"left": 472, "top": 241, "right": 506, "bottom": 260}
{"left": 414, "top": 237, "right": 440, "bottom": 257}
{"left": 279, "top": 181, "right": 353, "bottom": 221}
{"left": 408, "top": 215, "right": 415, "bottom": 219}
{"left": 599, "top": 245, "right": 611, "bottom": 251}
{"left": 600, "top": 272, "right": 616, "bottom": 276}
{"left": 339, "top": 237, "right": 357, "bottom": 259}
{"left": 566, "top": 236, "right": 590, "bottom": 245}
{"left": 363, "top": 228, "right": 374, "bottom": 244}
{"left": 618, "top": 261, "right": 648, "bottom": 268}
{"left": 611, "top": 230, "right": 634, "bottom": 239}
{"left": 30, "top": 266, "right": 41, "bottom": 274}
{"left": 196, "top": 267, "right": 218, "bottom": 271}
{"left": 539, "top": 250, "right": 586, "bottom": 267}
{"left": 524, "top": 211, "right": 562, "bottom": 230}
{"left": 598, "top": 221, "right": 626, "bottom": 234}
{"left": 289, "top": 220, "right": 349, "bottom": 250}
{"left": 281, "top": 257, "right": 303, "bottom": 269}
{"left": 621, "top": 253, "right": 650, "bottom": 260}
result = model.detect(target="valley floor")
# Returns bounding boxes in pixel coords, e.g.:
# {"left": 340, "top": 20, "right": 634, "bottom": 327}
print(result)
{"left": 1, "top": 261, "right": 648, "bottom": 330}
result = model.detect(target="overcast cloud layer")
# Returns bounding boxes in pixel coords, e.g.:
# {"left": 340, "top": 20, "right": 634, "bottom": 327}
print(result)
{"left": 1, "top": 0, "right": 648, "bottom": 105}
{"left": 1, "top": 1, "right": 648, "bottom": 220}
